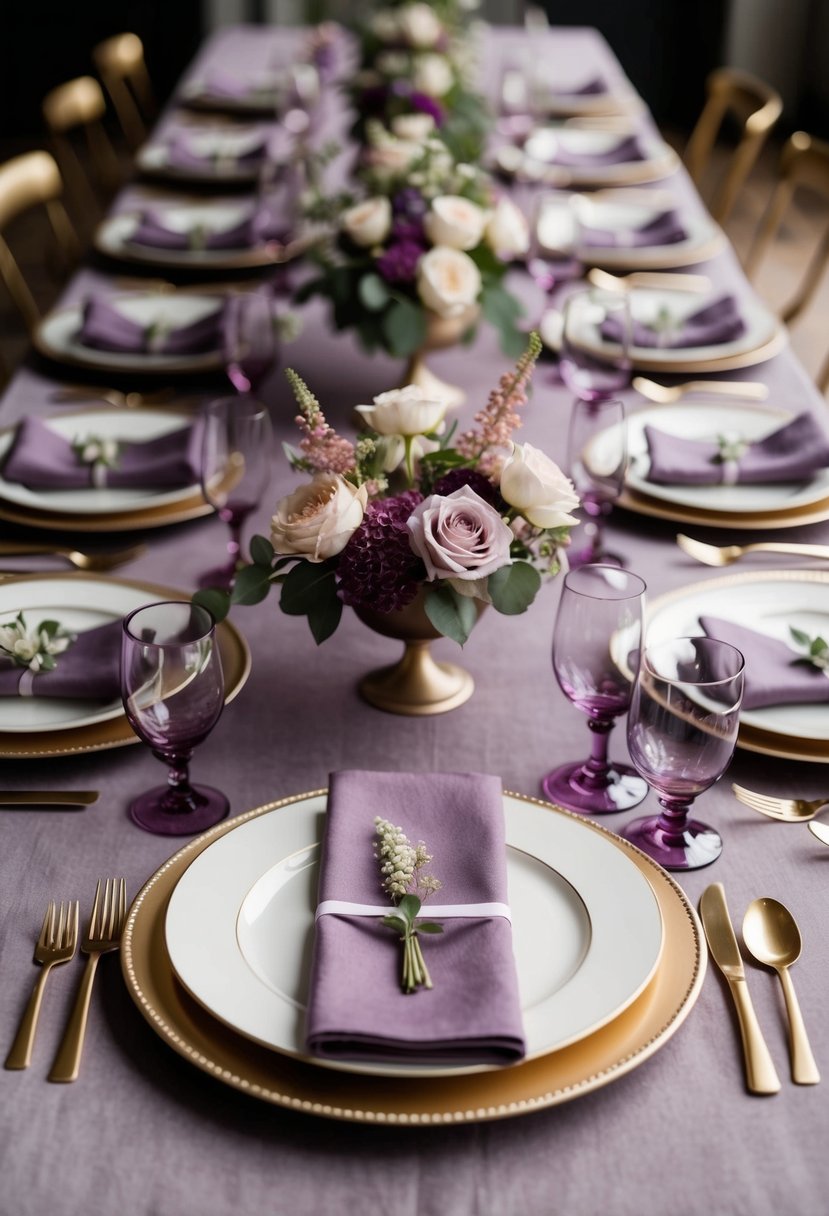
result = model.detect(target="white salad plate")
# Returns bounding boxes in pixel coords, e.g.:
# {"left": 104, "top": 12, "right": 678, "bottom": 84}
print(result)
{"left": 136, "top": 126, "right": 268, "bottom": 183}
{"left": 498, "top": 128, "right": 679, "bottom": 188}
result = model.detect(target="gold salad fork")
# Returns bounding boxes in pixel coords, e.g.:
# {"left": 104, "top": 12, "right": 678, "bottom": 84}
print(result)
{"left": 48, "top": 878, "right": 127, "bottom": 1083}
{"left": 0, "top": 542, "right": 146, "bottom": 572}
{"left": 677, "top": 534, "right": 829, "bottom": 568}
{"left": 632, "top": 376, "right": 769, "bottom": 403}
{"left": 5, "top": 900, "right": 79, "bottom": 1070}
{"left": 732, "top": 784, "right": 829, "bottom": 823}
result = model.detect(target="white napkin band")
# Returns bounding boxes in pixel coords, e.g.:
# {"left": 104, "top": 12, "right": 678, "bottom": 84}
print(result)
{"left": 17, "top": 669, "right": 36, "bottom": 697}
{"left": 314, "top": 900, "right": 512, "bottom": 923}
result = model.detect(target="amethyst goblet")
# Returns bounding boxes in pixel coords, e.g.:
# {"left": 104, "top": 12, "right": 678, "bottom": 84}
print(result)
{"left": 542, "top": 565, "right": 648, "bottom": 815}
{"left": 566, "top": 396, "right": 627, "bottom": 568}
{"left": 224, "top": 291, "right": 277, "bottom": 395}
{"left": 121, "top": 601, "right": 228, "bottom": 836}
{"left": 560, "top": 287, "right": 631, "bottom": 402}
{"left": 528, "top": 193, "right": 582, "bottom": 297}
{"left": 623, "top": 636, "right": 745, "bottom": 870}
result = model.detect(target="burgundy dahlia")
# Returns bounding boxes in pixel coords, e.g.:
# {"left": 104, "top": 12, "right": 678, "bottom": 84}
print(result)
{"left": 433, "top": 468, "right": 503, "bottom": 509}
{"left": 337, "top": 490, "right": 425, "bottom": 612}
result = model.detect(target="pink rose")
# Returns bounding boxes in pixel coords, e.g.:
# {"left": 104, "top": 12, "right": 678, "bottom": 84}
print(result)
{"left": 407, "top": 486, "right": 513, "bottom": 581}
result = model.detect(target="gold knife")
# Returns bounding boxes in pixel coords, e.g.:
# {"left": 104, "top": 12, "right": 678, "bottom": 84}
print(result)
{"left": 0, "top": 792, "right": 99, "bottom": 808}
{"left": 699, "top": 883, "right": 781, "bottom": 1094}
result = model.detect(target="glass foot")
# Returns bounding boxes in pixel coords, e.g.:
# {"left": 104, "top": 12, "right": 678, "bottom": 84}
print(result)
{"left": 128, "top": 784, "right": 229, "bottom": 836}
{"left": 542, "top": 759, "right": 648, "bottom": 815}
{"left": 622, "top": 814, "right": 722, "bottom": 871}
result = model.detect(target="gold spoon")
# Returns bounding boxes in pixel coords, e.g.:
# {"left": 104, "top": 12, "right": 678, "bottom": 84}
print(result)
{"left": 677, "top": 533, "right": 829, "bottom": 568}
{"left": 742, "top": 898, "right": 820, "bottom": 1085}
{"left": 633, "top": 376, "right": 769, "bottom": 403}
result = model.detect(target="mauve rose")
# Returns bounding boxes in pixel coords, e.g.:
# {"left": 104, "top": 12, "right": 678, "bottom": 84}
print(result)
{"left": 407, "top": 486, "right": 513, "bottom": 581}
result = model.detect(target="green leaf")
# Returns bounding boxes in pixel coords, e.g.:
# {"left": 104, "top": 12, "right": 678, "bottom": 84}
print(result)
{"left": 398, "top": 894, "right": 422, "bottom": 922}
{"left": 790, "top": 627, "right": 811, "bottom": 647}
{"left": 811, "top": 636, "right": 828, "bottom": 655}
{"left": 481, "top": 283, "right": 524, "bottom": 327}
{"left": 192, "top": 588, "right": 231, "bottom": 623}
{"left": 499, "top": 323, "right": 531, "bottom": 359}
{"left": 306, "top": 593, "right": 342, "bottom": 644}
{"left": 280, "top": 559, "right": 339, "bottom": 615}
{"left": 230, "top": 564, "right": 273, "bottom": 606}
{"left": 381, "top": 297, "right": 428, "bottom": 358}
{"left": 249, "top": 535, "right": 275, "bottom": 567}
{"left": 415, "top": 922, "right": 444, "bottom": 934}
{"left": 487, "top": 562, "right": 541, "bottom": 615}
{"left": 39, "top": 620, "right": 61, "bottom": 638}
{"left": 382, "top": 915, "right": 408, "bottom": 933}
{"left": 423, "top": 582, "right": 478, "bottom": 646}
{"left": 358, "top": 272, "right": 390, "bottom": 312}
{"left": 418, "top": 449, "right": 468, "bottom": 469}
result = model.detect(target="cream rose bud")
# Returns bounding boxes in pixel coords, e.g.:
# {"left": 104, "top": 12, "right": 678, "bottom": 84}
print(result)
{"left": 391, "top": 112, "right": 436, "bottom": 142}
{"left": 485, "top": 197, "right": 530, "bottom": 260}
{"left": 271, "top": 473, "right": 368, "bottom": 563}
{"left": 417, "top": 246, "right": 482, "bottom": 317}
{"left": 408, "top": 486, "right": 513, "bottom": 581}
{"left": 341, "top": 197, "right": 392, "bottom": 248}
{"left": 424, "top": 195, "right": 487, "bottom": 251}
{"left": 355, "top": 385, "right": 447, "bottom": 438}
{"left": 499, "top": 443, "right": 580, "bottom": 529}
{"left": 412, "top": 52, "right": 454, "bottom": 97}
{"left": 398, "top": 2, "right": 444, "bottom": 48}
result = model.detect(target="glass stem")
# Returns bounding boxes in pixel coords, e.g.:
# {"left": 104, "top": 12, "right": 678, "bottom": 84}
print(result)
{"left": 227, "top": 520, "right": 243, "bottom": 568}
{"left": 154, "top": 750, "right": 198, "bottom": 815}
{"left": 655, "top": 796, "right": 694, "bottom": 843}
{"left": 578, "top": 718, "right": 614, "bottom": 790}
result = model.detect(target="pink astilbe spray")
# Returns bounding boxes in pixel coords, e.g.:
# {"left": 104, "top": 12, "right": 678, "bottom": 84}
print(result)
{"left": 286, "top": 367, "right": 356, "bottom": 475}
{"left": 455, "top": 332, "right": 542, "bottom": 477}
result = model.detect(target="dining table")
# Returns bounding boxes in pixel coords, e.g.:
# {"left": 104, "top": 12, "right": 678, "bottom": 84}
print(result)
{"left": 1, "top": 21, "right": 828, "bottom": 1216}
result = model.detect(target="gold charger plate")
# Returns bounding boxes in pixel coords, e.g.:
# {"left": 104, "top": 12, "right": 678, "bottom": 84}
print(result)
{"left": 121, "top": 789, "right": 705, "bottom": 1125}
{"left": 618, "top": 484, "right": 829, "bottom": 531}
{"left": 624, "top": 323, "right": 787, "bottom": 375}
{"left": 0, "top": 573, "right": 250, "bottom": 759}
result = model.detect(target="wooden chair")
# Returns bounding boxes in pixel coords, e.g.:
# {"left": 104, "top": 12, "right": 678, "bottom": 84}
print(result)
{"left": 0, "top": 151, "right": 79, "bottom": 339}
{"left": 746, "top": 131, "right": 829, "bottom": 392}
{"left": 93, "top": 32, "right": 155, "bottom": 151}
{"left": 685, "top": 67, "right": 783, "bottom": 226}
{"left": 42, "top": 75, "right": 122, "bottom": 216}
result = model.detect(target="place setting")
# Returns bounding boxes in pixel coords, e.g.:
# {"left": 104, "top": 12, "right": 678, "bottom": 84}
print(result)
{"left": 498, "top": 56, "right": 645, "bottom": 125}
{"left": 493, "top": 120, "right": 680, "bottom": 189}
{"left": 136, "top": 122, "right": 280, "bottom": 185}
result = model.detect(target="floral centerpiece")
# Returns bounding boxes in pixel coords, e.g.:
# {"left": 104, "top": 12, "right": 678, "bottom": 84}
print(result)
{"left": 197, "top": 334, "right": 579, "bottom": 714}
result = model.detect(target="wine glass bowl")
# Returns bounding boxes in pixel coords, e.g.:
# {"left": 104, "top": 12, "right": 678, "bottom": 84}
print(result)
{"left": 528, "top": 193, "right": 582, "bottom": 295}
{"left": 542, "top": 565, "right": 648, "bottom": 815}
{"left": 224, "top": 291, "right": 278, "bottom": 395}
{"left": 560, "top": 286, "right": 631, "bottom": 402}
{"left": 623, "top": 635, "right": 745, "bottom": 870}
{"left": 566, "top": 396, "right": 627, "bottom": 567}
{"left": 121, "top": 601, "right": 229, "bottom": 836}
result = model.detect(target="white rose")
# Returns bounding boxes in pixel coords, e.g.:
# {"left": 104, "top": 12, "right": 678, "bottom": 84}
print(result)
{"left": 364, "top": 138, "right": 421, "bottom": 178}
{"left": 424, "top": 195, "right": 487, "bottom": 250}
{"left": 271, "top": 473, "right": 368, "bottom": 562}
{"left": 485, "top": 197, "right": 530, "bottom": 260}
{"left": 391, "top": 112, "right": 436, "bottom": 142}
{"left": 355, "top": 385, "right": 447, "bottom": 437}
{"left": 417, "top": 246, "right": 482, "bottom": 317}
{"left": 376, "top": 433, "right": 441, "bottom": 474}
{"left": 398, "top": 3, "right": 444, "bottom": 48}
{"left": 370, "top": 9, "right": 400, "bottom": 41}
{"left": 499, "top": 443, "right": 580, "bottom": 529}
{"left": 341, "top": 197, "right": 392, "bottom": 247}
{"left": 412, "top": 52, "right": 454, "bottom": 97}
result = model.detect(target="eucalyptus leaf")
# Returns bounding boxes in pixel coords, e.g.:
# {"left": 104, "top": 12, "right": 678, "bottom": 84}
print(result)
{"left": 382, "top": 915, "right": 408, "bottom": 933}
{"left": 358, "top": 272, "right": 390, "bottom": 312}
{"left": 192, "top": 588, "right": 231, "bottom": 623}
{"left": 398, "top": 893, "right": 422, "bottom": 921}
{"left": 381, "top": 297, "right": 428, "bottom": 358}
{"left": 280, "top": 559, "right": 339, "bottom": 615}
{"left": 415, "top": 922, "right": 444, "bottom": 934}
{"left": 488, "top": 561, "right": 542, "bottom": 615}
{"left": 307, "top": 593, "right": 343, "bottom": 644}
{"left": 230, "top": 564, "right": 273, "bottom": 606}
{"left": 424, "top": 583, "right": 478, "bottom": 646}
{"left": 790, "top": 627, "right": 811, "bottom": 647}
{"left": 249, "top": 535, "right": 275, "bottom": 566}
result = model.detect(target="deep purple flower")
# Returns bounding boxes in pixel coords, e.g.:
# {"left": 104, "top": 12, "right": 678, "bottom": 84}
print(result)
{"left": 337, "top": 490, "right": 425, "bottom": 612}
{"left": 410, "top": 92, "right": 444, "bottom": 126}
{"left": 433, "top": 468, "right": 504, "bottom": 510}
{"left": 393, "top": 187, "right": 428, "bottom": 219}
{"left": 392, "top": 218, "right": 424, "bottom": 242}
{"left": 390, "top": 79, "right": 413, "bottom": 99}
{"left": 377, "top": 239, "right": 425, "bottom": 284}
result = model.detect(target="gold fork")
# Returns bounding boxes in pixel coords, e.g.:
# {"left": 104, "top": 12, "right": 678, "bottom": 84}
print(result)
{"left": 5, "top": 900, "right": 79, "bottom": 1070}
{"left": 633, "top": 376, "right": 769, "bottom": 403}
{"left": 0, "top": 542, "right": 147, "bottom": 572}
{"left": 589, "top": 268, "right": 713, "bottom": 294}
{"left": 732, "top": 784, "right": 829, "bottom": 822}
{"left": 48, "top": 878, "right": 127, "bottom": 1083}
{"left": 677, "top": 534, "right": 829, "bottom": 568}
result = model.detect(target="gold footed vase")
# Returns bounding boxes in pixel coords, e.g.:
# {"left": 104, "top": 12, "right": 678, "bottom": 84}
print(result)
{"left": 402, "top": 305, "right": 479, "bottom": 408}
{"left": 354, "top": 593, "right": 475, "bottom": 716}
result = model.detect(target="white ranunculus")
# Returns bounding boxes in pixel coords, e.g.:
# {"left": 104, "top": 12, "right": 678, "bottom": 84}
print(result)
{"left": 485, "top": 196, "right": 530, "bottom": 260}
{"left": 424, "top": 195, "right": 487, "bottom": 251}
{"left": 417, "top": 246, "right": 482, "bottom": 317}
{"left": 355, "top": 385, "right": 447, "bottom": 437}
{"left": 341, "top": 197, "right": 392, "bottom": 247}
{"left": 391, "top": 112, "right": 436, "bottom": 142}
{"left": 271, "top": 474, "right": 368, "bottom": 562}
{"left": 412, "top": 52, "right": 454, "bottom": 97}
{"left": 499, "top": 442, "right": 580, "bottom": 529}
{"left": 398, "top": 2, "right": 444, "bottom": 48}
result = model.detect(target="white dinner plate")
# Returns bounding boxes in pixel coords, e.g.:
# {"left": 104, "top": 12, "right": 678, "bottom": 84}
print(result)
{"left": 499, "top": 128, "right": 679, "bottom": 188}
{"left": 646, "top": 571, "right": 829, "bottom": 745}
{"left": 34, "top": 292, "right": 225, "bottom": 375}
{"left": 0, "top": 576, "right": 158, "bottom": 732}
{"left": 0, "top": 409, "right": 199, "bottom": 517}
{"left": 136, "top": 126, "right": 268, "bottom": 183}
{"left": 165, "top": 791, "right": 664, "bottom": 1079}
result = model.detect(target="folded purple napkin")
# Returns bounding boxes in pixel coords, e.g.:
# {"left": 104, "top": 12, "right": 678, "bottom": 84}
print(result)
{"left": 552, "top": 75, "right": 607, "bottom": 96}
{"left": 2, "top": 415, "right": 202, "bottom": 491}
{"left": 0, "top": 619, "right": 122, "bottom": 700}
{"left": 130, "top": 208, "right": 254, "bottom": 250}
{"left": 305, "top": 770, "right": 526, "bottom": 1065}
{"left": 602, "top": 294, "right": 746, "bottom": 348}
{"left": 165, "top": 131, "right": 268, "bottom": 172}
{"left": 579, "top": 209, "right": 688, "bottom": 249}
{"left": 700, "top": 615, "right": 829, "bottom": 710}
{"left": 199, "top": 69, "right": 279, "bottom": 101}
{"left": 79, "top": 295, "right": 224, "bottom": 355}
{"left": 544, "top": 134, "right": 645, "bottom": 167}
{"left": 643, "top": 412, "right": 829, "bottom": 486}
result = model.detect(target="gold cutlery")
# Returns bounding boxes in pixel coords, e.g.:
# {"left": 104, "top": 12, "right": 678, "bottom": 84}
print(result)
{"left": 808, "top": 821, "right": 829, "bottom": 846}
{"left": 732, "top": 784, "right": 828, "bottom": 823}
{"left": 677, "top": 534, "right": 829, "bottom": 568}
{"left": 699, "top": 883, "right": 781, "bottom": 1095}
{"left": 588, "top": 267, "right": 712, "bottom": 294}
{"left": 0, "top": 542, "right": 146, "bottom": 572}
{"left": 0, "top": 791, "right": 98, "bottom": 808}
{"left": 5, "top": 900, "right": 79, "bottom": 1070}
{"left": 742, "top": 898, "right": 820, "bottom": 1085}
{"left": 633, "top": 376, "right": 769, "bottom": 403}
{"left": 51, "top": 385, "right": 179, "bottom": 409}
{"left": 48, "top": 878, "right": 127, "bottom": 1083}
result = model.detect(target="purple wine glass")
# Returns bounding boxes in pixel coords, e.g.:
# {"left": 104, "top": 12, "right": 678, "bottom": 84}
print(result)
{"left": 121, "top": 601, "right": 228, "bottom": 836}
{"left": 224, "top": 291, "right": 277, "bottom": 395}
{"left": 566, "top": 396, "right": 627, "bottom": 567}
{"left": 199, "top": 395, "right": 273, "bottom": 591}
{"left": 542, "top": 565, "right": 648, "bottom": 815}
{"left": 528, "top": 193, "right": 582, "bottom": 297}
{"left": 623, "top": 636, "right": 745, "bottom": 870}
{"left": 560, "top": 287, "right": 631, "bottom": 402}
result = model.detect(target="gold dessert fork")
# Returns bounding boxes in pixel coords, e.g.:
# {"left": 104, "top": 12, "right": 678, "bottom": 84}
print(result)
{"left": 677, "top": 534, "right": 829, "bottom": 567}
{"left": 732, "top": 784, "right": 829, "bottom": 822}
{"left": 633, "top": 376, "right": 769, "bottom": 403}
{"left": 5, "top": 900, "right": 79, "bottom": 1069}
{"left": 0, "top": 542, "right": 146, "bottom": 572}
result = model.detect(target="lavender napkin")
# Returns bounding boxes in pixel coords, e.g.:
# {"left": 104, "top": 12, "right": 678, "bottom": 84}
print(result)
{"left": 130, "top": 208, "right": 254, "bottom": 251}
{"left": 79, "top": 295, "right": 224, "bottom": 355}
{"left": 579, "top": 209, "right": 688, "bottom": 249}
{"left": 552, "top": 75, "right": 607, "bottom": 96}
{"left": 305, "top": 770, "right": 526, "bottom": 1065}
{"left": 602, "top": 294, "right": 746, "bottom": 348}
{"left": 700, "top": 615, "right": 829, "bottom": 710}
{"left": 643, "top": 413, "right": 829, "bottom": 486}
{"left": 165, "top": 130, "right": 269, "bottom": 173}
{"left": 198, "top": 69, "right": 279, "bottom": 101}
{"left": 543, "top": 134, "right": 645, "bottom": 167}
{"left": 0, "top": 619, "right": 121, "bottom": 700}
{"left": 2, "top": 416, "right": 202, "bottom": 490}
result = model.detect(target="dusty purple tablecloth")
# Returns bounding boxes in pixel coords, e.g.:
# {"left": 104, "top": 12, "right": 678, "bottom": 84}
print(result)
{"left": 0, "top": 23, "right": 827, "bottom": 1216}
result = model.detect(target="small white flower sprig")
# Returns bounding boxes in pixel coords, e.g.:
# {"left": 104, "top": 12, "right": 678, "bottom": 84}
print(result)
{"left": 0, "top": 612, "right": 74, "bottom": 674}
{"left": 790, "top": 626, "right": 829, "bottom": 676}
{"left": 374, "top": 815, "right": 444, "bottom": 993}
{"left": 71, "top": 435, "right": 120, "bottom": 471}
